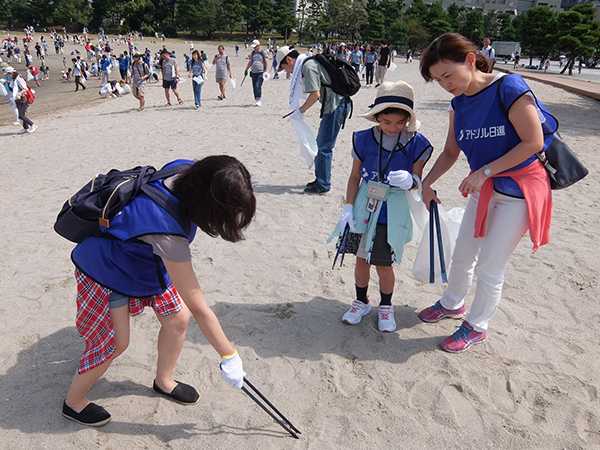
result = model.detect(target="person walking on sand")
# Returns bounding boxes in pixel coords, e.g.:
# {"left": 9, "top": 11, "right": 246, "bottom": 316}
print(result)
{"left": 161, "top": 49, "right": 182, "bottom": 106}
{"left": 244, "top": 39, "right": 268, "bottom": 106}
{"left": 213, "top": 45, "right": 232, "bottom": 101}
{"left": 6, "top": 67, "right": 37, "bottom": 134}
{"left": 131, "top": 53, "right": 150, "bottom": 110}
{"left": 417, "top": 33, "right": 553, "bottom": 353}
{"left": 72, "top": 58, "right": 86, "bottom": 91}
{"left": 2, "top": 65, "right": 22, "bottom": 126}
{"left": 375, "top": 39, "right": 390, "bottom": 87}
{"left": 277, "top": 46, "right": 349, "bottom": 195}
{"left": 61, "top": 156, "right": 256, "bottom": 426}
{"left": 99, "top": 54, "right": 111, "bottom": 85}
{"left": 328, "top": 82, "right": 433, "bottom": 332}
{"left": 188, "top": 50, "right": 207, "bottom": 108}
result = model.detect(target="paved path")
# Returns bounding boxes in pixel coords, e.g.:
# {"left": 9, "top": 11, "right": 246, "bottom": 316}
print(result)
{"left": 496, "top": 63, "right": 600, "bottom": 101}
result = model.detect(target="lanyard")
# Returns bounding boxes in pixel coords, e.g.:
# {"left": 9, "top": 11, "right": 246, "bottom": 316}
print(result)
{"left": 377, "top": 129, "right": 406, "bottom": 182}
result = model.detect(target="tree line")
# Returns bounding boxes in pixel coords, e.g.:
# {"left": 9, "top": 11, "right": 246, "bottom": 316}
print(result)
{"left": 2, "top": 0, "right": 598, "bottom": 71}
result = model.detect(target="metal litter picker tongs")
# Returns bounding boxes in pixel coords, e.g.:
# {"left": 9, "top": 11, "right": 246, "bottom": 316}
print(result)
{"left": 332, "top": 223, "right": 351, "bottom": 269}
{"left": 242, "top": 377, "right": 302, "bottom": 439}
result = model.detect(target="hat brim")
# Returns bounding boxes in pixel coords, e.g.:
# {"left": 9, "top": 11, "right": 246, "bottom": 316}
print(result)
{"left": 360, "top": 103, "right": 420, "bottom": 132}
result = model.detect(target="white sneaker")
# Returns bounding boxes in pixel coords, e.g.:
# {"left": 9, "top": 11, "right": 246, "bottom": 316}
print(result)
{"left": 342, "top": 300, "right": 371, "bottom": 325}
{"left": 17, "top": 128, "right": 28, "bottom": 134}
{"left": 13, "top": 121, "right": 21, "bottom": 126}
{"left": 378, "top": 305, "right": 397, "bottom": 332}
{"left": 27, "top": 124, "right": 38, "bottom": 134}
{"left": 255, "top": 100, "right": 261, "bottom": 107}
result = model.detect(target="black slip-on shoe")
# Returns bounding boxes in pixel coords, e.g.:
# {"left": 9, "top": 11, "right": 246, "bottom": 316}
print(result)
{"left": 306, "top": 180, "right": 317, "bottom": 188}
{"left": 152, "top": 380, "right": 200, "bottom": 405}
{"left": 62, "top": 401, "right": 111, "bottom": 427}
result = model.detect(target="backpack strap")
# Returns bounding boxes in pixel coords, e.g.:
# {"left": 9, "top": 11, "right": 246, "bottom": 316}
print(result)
{"left": 141, "top": 184, "right": 191, "bottom": 236}
{"left": 143, "top": 164, "right": 193, "bottom": 236}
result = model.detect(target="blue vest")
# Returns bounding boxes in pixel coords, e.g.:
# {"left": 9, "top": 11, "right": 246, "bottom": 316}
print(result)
{"left": 451, "top": 74, "right": 555, "bottom": 197}
{"left": 72, "top": 160, "right": 197, "bottom": 297}
{"left": 353, "top": 128, "right": 433, "bottom": 223}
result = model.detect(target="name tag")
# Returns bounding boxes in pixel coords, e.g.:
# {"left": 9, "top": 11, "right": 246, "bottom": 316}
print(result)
{"left": 367, "top": 181, "right": 388, "bottom": 201}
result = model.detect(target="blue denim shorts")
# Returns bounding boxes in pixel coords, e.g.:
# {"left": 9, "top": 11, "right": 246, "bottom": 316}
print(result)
{"left": 108, "top": 291, "right": 129, "bottom": 308}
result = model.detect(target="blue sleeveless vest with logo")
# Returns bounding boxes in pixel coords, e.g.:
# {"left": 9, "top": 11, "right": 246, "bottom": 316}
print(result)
{"left": 72, "top": 160, "right": 197, "bottom": 297}
{"left": 353, "top": 128, "right": 432, "bottom": 223}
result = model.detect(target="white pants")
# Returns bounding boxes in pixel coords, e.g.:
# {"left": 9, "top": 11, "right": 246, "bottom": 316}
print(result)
{"left": 440, "top": 191, "right": 528, "bottom": 332}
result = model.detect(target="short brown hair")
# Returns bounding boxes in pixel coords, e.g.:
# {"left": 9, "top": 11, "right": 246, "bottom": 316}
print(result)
{"left": 420, "top": 33, "right": 489, "bottom": 82}
{"left": 172, "top": 156, "right": 256, "bottom": 243}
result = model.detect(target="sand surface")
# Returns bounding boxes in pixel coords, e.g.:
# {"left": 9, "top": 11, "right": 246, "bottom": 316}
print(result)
{"left": 1, "top": 36, "right": 599, "bottom": 449}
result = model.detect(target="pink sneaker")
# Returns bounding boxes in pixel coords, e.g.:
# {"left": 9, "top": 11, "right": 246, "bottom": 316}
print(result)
{"left": 441, "top": 321, "right": 487, "bottom": 353}
{"left": 342, "top": 299, "right": 371, "bottom": 325}
{"left": 418, "top": 300, "right": 466, "bottom": 323}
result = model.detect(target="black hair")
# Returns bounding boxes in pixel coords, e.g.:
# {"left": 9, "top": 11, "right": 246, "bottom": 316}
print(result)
{"left": 280, "top": 50, "right": 299, "bottom": 67}
{"left": 172, "top": 155, "right": 256, "bottom": 243}
{"left": 375, "top": 107, "right": 410, "bottom": 121}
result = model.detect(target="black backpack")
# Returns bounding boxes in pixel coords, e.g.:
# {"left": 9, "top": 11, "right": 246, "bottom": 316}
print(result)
{"left": 54, "top": 164, "right": 191, "bottom": 243}
{"left": 307, "top": 49, "right": 361, "bottom": 128}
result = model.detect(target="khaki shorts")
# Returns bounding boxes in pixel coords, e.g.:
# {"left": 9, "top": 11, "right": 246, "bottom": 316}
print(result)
{"left": 132, "top": 86, "right": 145, "bottom": 96}
{"left": 216, "top": 77, "right": 228, "bottom": 84}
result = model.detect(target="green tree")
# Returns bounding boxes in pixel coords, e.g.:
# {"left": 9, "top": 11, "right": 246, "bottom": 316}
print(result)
{"left": 497, "top": 12, "right": 516, "bottom": 40}
{"left": 362, "top": 0, "right": 386, "bottom": 43}
{"left": 556, "top": 3, "right": 600, "bottom": 75}
{"left": 178, "top": 0, "right": 219, "bottom": 38}
{"left": 221, "top": 0, "right": 246, "bottom": 39}
{"left": 306, "top": 0, "right": 325, "bottom": 42}
{"left": 461, "top": 8, "right": 484, "bottom": 43}
{"left": 120, "top": 0, "right": 155, "bottom": 30}
{"left": 245, "top": 0, "right": 273, "bottom": 36}
{"left": 404, "top": 0, "right": 427, "bottom": 20}
{"left": 336, "top": 1, "right": 368, "bottom": 42}
{"left": 446, "top": 3, "right": 467, "bottom": 33}
{"left": 388, "top": 18, "right": 409, "bottom": 48}
{"left": 274, "top": 0, "right": 296, "bottom": 43}
{"left": 53, "top": 0, "right": 93, "bottom": 28}
{"left": 516, "top": 6, "right": 557, "bottom": 66}
{"left": 405, "top": 16, "right": 430, "bottom": 50}
{"left": 426, "top": 2, "right": 452, "bottom": 40}
{"left": 483, "top": 9, "right": 501, "bottom": 41}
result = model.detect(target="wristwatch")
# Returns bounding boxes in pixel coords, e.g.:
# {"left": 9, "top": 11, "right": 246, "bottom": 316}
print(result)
{"left": 483, "top": 164, "right": 492, "bottom": 178}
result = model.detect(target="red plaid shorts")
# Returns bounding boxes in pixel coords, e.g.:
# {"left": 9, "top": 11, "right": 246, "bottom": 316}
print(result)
{"left": 75, "top": 269, "right": 182, "bottom": 374}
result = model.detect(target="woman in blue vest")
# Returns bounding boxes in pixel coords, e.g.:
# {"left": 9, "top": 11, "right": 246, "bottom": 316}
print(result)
{"left": 63, "top": 155, "right": 256, "bottom": 426}
{"left": 417, "top": 33, "right": 552, "bottom": 353}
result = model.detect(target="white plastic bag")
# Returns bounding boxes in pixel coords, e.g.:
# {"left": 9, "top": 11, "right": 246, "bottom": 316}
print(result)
{"left": 388, "top": 62, "right": 397, "bottom": 72}
{"left": 412, "top": 205, "right": 464, "bottom": 285}
{"left": 192, "top": 75, "right": 204, "bottom": 84}
{"left": 289, "top": 117, "right": 318, "bottom": 168}
{"left": 406, "top": 178, "right": 429, "bottom": 242}
{"left": 80, "top": 76, "right": 86, "bottom": 85}
{"left": 27, "top": 70, "right": 33, "bottom": 81}
{"left": 230, "top": 77, "right": 236, "bottom": 89}
{"left": 263, "top": 72, "right": 271, "bottom": 81}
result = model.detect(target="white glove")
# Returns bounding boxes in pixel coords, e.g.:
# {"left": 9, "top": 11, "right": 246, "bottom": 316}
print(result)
{"left": 220, "top": 350, "right": 245, "bottom": 389}
{"left": 387, "top": 170, "right": 414, "bottom": 190}
{"left": 290, "top": 109, "right": 304, "bottom": 122}
{"left": 339, "top": 204, "right": 356, "bottom": 232}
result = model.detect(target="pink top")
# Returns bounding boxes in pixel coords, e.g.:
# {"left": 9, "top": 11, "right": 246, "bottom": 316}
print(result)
{"left": 474, "top": 159, "right": 552, "bottom": 253}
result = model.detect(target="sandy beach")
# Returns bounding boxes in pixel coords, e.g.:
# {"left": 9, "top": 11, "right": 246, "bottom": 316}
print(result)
{"left": 1, "top": 36, "right": 599, "bottom": 449}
